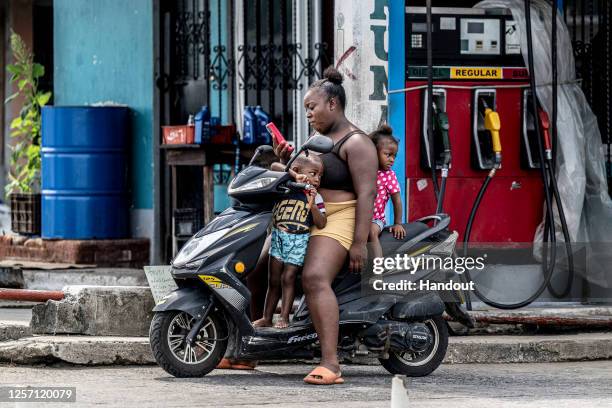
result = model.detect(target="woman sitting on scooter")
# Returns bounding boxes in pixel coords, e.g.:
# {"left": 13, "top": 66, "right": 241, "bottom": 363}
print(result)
{"left": 274, "top": 66, "right": 378, "bottom": 385}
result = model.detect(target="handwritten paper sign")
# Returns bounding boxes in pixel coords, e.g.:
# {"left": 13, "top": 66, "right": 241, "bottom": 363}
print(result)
{"left": 144, "top": 265, "right": 178, "bottom": 304}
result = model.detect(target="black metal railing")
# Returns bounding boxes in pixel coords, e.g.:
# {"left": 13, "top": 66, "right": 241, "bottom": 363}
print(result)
{"left": 236, "top": 0, "right": 330, "bottom": 139}
{"left": 563, "top": 0, "right": 611, "bottom": 179}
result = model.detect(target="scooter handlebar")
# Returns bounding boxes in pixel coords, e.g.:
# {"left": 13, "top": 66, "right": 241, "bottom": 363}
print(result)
{"left": 286, "top": 181, "right": 311, "bottom": 191}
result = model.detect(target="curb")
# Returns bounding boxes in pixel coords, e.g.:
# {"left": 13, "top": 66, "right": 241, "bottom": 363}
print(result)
{"left": 1, "top": 332, "right": 611, "bottom": 366}
{"left": 0, "top": 321, "right": 31, "bottom": 342}
{"left": 445, "top": 332, "right": 612, "bottom": 363}
{"left": 0, "top": 336, "right": 154, "bottom": 365}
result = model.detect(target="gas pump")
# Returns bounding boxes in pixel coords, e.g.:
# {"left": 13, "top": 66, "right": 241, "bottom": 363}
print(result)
{"left": 389, "top": 4, "right": 580, "bottom": 310}
{"left": 403, "top": 7, "right": 542, "bottom": 244}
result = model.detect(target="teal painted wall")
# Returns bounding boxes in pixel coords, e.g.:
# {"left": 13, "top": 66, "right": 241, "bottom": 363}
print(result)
{"left": 209, "top": 0, "right": 230, "bottom": 124}
{"left": 53, "top": 0, "right": 154, "bottom": 210}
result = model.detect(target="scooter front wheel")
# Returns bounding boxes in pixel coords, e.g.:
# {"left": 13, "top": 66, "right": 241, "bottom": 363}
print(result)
{"left": 149, "top": 310, "right": 228, "bottom": 378}
{"left": 379, "top": 315, "right": 448, "bottom": 377}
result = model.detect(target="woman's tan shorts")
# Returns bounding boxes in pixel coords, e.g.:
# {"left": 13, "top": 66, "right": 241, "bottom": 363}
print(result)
{"left": 310, "top": 200, "right": 356, "bottom": 251}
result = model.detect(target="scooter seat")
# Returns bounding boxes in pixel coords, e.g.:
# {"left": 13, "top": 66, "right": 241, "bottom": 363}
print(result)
{"left": 379, "top": 222, "right": 429, "bottom": 257}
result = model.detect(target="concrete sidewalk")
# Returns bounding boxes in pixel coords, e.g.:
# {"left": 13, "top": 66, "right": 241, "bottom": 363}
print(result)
{"left": 0, "top": 330, "right": 610, "bottom": 366}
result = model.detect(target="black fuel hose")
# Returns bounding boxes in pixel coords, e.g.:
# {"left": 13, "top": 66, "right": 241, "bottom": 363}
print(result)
{"left": 436, "top": 169, "right": 448, "bottom": 215}
{"left": 551, "top": 0, "right": 558, "bottom": 167}
{"left": 543, "top": 167, "right": 575, "bottom": 298}
{"left": 543, "top": 0, "right": 576, "bottom": 299}
{"left": 426, "top": 0, "right": 440, "bottom": 200}
{"left": 463, "top": 172, "right": 493, "bottom": 252}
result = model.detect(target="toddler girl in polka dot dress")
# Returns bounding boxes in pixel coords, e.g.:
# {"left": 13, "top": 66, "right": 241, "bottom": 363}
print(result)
{"left": 369, "top": 124, "right": 406, "bottom": 260}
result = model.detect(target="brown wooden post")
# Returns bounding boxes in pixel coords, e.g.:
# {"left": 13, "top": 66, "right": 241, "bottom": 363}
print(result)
{"left": 203, "top": 165, "right": 214, "bottom": 224}
{"left": 4, "top": 0, "right": 34, "bottom": 188}
{"left": 171, "top": 166, "right": 177, "bottom": 255}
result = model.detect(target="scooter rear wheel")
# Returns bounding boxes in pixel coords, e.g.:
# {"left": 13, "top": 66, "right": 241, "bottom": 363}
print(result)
{"left": 379, "top": 315, "right": 448, "bottom": 377}
{"left": 150, "top": 310, "right": 228, "bottom": 378}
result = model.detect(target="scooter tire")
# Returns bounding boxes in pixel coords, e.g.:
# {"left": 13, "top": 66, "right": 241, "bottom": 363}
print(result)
{"left": 150, "top": 310, "right": 228, "bottom": 378}
{"left": 379, "top": 315, "right": 448, "bottom": 377}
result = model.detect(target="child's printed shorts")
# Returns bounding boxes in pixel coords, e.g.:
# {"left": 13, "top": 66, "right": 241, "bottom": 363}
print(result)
{"left": 372, "top": 219, "right": 385, "bottom": 231}
{"left": 269, "top": 227, "right": 310, "bottom": 266}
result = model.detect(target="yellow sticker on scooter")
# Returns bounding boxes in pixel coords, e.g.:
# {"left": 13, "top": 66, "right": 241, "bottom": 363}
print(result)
{"left": 199, "top": 275, "right": 223, "bottom": 286}
{"left": 223, "top": 223, "right": 259, "bottom": 239}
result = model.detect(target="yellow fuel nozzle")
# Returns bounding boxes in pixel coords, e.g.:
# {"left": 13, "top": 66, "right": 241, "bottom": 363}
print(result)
{"left": 483, "top": 108, "right": 502, "bottom": 166}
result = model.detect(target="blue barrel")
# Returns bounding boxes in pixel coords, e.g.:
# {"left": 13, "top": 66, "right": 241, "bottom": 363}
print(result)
{"left": 41, "top": 106, "right": 129, "bottom": 239}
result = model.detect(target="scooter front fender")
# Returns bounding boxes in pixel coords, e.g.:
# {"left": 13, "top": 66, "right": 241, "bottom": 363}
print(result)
{"left": 153, "top": 287, "right": 212, "bottom": 318}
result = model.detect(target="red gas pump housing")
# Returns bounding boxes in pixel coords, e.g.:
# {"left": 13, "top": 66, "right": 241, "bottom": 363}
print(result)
{"left": 405, "top": 80, "right": 544, "bottom": 243}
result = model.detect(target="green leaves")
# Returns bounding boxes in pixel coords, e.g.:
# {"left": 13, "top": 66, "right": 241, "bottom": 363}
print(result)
{"left": 10, "top": 117, "right": 22, "bottom": 129}
{"left": 18, "top": 78, "right": 28, "bottom": 90}
{"left": 3, "top": 31, "right": 50, "bottom": 197}
{"left": 32, "top": 63, "right": 44, "bottom": 79}
{"left": 7, "top": 64, "right": 20, "bottom": 75}
{"left": 37, "top": 92, "right": 51, "bottom": 107}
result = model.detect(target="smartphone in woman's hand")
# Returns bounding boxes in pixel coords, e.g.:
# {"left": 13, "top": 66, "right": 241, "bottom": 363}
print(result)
{"left": 266, "top": 122, "right": 294, "bottom": 153}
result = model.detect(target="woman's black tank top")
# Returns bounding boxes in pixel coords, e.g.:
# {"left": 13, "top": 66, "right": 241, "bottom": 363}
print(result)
{"left": 319, "top": 130, "right": 364, "bottom": 192}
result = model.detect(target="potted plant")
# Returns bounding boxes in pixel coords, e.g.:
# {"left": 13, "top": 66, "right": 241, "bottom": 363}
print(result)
{"left": 4, "top": 31, "right": 51, "bottom": 235}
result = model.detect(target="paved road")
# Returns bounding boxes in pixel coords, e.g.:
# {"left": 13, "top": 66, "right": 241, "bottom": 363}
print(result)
{"left": 1, "top": 361, "right": 611, "bottom": 407}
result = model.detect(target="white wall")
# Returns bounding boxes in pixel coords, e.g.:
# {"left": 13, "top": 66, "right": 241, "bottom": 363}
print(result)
{"left": 334, "top": 0, "right": 389, "bottom": 133}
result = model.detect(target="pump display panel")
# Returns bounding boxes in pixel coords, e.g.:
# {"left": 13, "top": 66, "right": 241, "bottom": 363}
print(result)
{"left": 406, "top": 7, "right": 524, "bottom": 70}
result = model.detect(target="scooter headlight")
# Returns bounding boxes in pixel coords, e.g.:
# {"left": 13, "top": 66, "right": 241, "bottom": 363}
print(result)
{"left": 228, "top": 177, "right": 277, "bottom": 194}
{"left": 172, "top": 227, "right": 231, "bottom": 268}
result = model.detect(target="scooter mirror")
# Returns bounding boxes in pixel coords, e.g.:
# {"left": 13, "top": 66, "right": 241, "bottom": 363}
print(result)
{"left": 284, "top": 135, "right": 333, "bottom": 171}
{"left": 248, "top": 145, "right": 274, "bottom": 166}
{"left": 301, "top": 134, "right": 333, "bottom": 154}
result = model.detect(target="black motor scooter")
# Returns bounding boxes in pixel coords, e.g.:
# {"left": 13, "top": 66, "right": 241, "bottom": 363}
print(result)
{"left": 150, "top": 135, "right": 469, "bottom": 378}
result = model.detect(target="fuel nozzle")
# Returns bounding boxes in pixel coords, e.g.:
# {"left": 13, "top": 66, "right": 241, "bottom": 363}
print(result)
{"left": 537, "top": 108, "right": 553, "bottom": 161}
{"left": 433, "top": 102, "right": 451, "bottom": 167}
{"left": 480, "top": 99, "right": 502, "bottom": 167}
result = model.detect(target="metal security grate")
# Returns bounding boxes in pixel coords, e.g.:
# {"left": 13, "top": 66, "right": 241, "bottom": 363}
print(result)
{"left": 158, "top": 0, "right": 332, "bottom": 141}
{"left": 236, "top": 0, "right": 330, "bottom": 139}
{"left": 563, "top": 0, "right": 611, "bottom": 181}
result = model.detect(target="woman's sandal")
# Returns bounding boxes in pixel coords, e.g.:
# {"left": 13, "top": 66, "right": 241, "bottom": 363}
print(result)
{"left": 216, "top": 358, "right": 257, "bottom": 370}
{"left": 303, "top": 366, "right": 344, "bottom": 385}
{"left": 216, "top": 358, "right": 233, "bottom": 369}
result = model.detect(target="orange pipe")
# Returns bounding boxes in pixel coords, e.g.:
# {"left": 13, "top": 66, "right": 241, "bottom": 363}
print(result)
{"left": 0, "top": 288, "right": 64, "bottom": 302}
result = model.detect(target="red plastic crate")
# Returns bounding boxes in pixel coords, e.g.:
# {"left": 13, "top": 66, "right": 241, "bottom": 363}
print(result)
{"left": 162, "top": 125, "right": 195, "bottom": 144}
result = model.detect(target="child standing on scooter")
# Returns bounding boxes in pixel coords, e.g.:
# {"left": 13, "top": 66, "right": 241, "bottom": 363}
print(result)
{"left": 369, "top": 124, "right": 406, "bottom": 260}
{"left": 253, "top": 154, "right": 327, "bottom": 329}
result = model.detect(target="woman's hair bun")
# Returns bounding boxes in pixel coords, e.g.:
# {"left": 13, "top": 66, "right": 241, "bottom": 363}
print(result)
{"left": 323, "top": 66, "right": 343, "bottom": 85}
{"left": 369, "top": 123, "right": 398, "bottom": 146}
{"left": 376, "top": 124, "right": 393, "bottom": 135}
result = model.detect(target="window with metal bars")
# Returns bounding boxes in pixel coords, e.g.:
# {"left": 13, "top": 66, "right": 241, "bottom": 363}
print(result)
{"left": 234, "top": 0, "right": 332, "bottom": 144}
{"left": 158, "top": 0, "right": 333, "bottom": 144}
